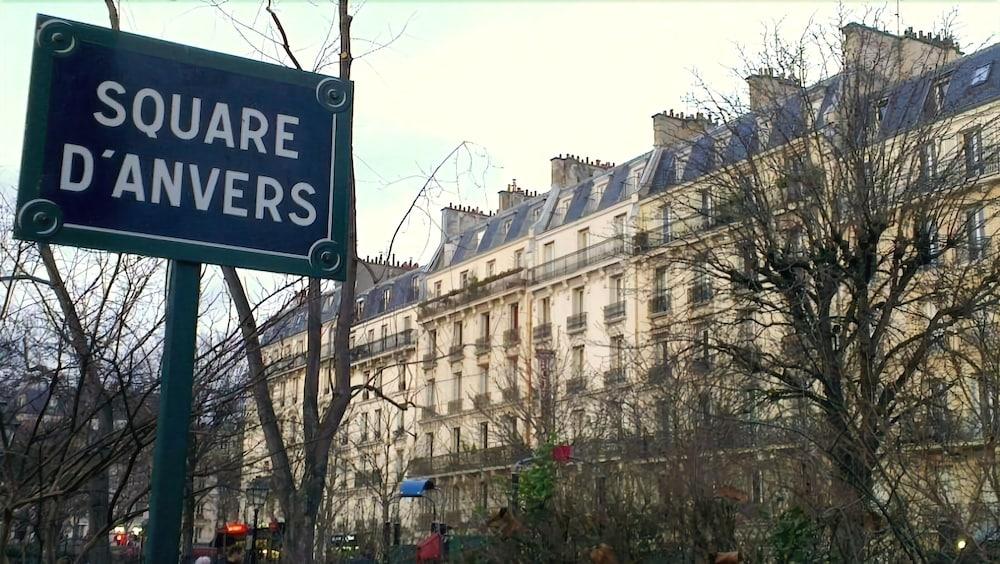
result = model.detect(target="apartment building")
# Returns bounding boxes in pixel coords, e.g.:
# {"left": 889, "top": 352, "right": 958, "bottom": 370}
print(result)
{"left": 248, "top": 24, "right": 1000, "bottom": 549}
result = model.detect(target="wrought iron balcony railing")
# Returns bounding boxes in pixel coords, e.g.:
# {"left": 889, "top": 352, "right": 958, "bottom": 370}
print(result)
{"left": 603, "top": 368, "right": 626, "bottom": 386}
{"left": 475, "top": 336, "right": 491, "bottom": 355}
{"left": 603, "top": 301, "right": 626, "bottom": 323}
{"left": 529, "top": 236, "right": 628, "bottom": 284}
{"left": 649, "top": 291, "right": 671, "bottom": 315}
{"left": 566, "top": 312, "right": 587, "bottom": 333}
{"left": 418, "top": 268, "right": 527, "bottom": 319}
{"left": 349, "top": 329, "right": 416, "bottom": 363}
{"left": 533, "top": 323, "right": 552, "bottom": 341}
{"left": 503, "top": 328, "right": 521, "bottom": 346}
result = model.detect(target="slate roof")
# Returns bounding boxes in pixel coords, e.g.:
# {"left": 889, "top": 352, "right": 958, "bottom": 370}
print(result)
{"left": 544, "top": 153, "right": 651, "bottom": 232}
{"left": 261, "top": 267, "right": 427, "bottom": 344}
{"left": 648, "top": 42, "right": 999, "bottom": 193}
{"left": 439, "top": 193, "right": 548, "bottom": 269}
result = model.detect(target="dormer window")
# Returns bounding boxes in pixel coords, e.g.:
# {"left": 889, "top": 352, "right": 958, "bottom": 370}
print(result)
{"left": 971, "top": 63, "right": 992, "bottom": 87}
{"left": 874, "top": 98, "right": 888, "bottom": 125}
{"left": 354, "top": 298, "right": 365, "bottom": 320}
{"left": 925, "top": 76, "right": 951, "bottom": 116}
{"left": 409, "top": 277, "right": 419, "bottom": 300}
{"left": 531, "top": 207, "right": 541, "bottom": 222}
{"left": 502, "top": 218, "right": 513, "bottom": 235}
{"left": 380, "top": 288, "right": 390, "bottom": 310}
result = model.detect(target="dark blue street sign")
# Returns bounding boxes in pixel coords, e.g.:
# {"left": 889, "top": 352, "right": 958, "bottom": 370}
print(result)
{"left": 15, "top": 15, "right": 352, "bottom": 279}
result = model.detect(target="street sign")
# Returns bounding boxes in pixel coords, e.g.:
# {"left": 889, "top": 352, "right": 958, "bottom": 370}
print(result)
{"left": 15, "top": 14, "right": 352, "bottom": 279}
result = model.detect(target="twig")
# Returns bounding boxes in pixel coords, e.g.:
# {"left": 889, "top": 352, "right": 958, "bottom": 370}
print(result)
{"left": 266, "top": 0, "right": 303, "bottom": 70}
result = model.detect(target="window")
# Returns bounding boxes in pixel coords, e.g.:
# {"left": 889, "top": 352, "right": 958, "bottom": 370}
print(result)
{"left": 362, "top": 371, "right": 371, "bottom": 399}
{"left": 381, "top": 324, "right": 389, "bottom": 341}
{"left": 654, "top": 266, "right": 668, "bottom": 293}
{"left": 502, "top": 219, "right": 513, "bottom": 235}
{"left": 926, "top": 77, "right": 950, "bottom": 115}
{"left": 453, "top": 321, "right": 463, "bottom": 345}
{"left": 540, "top": 297, "right": 551, "bottom": 324}
{"left": 572, "top": 409, "right": 585, "bottom": 439}
{"left": 531, "top": 207, "right": 542, "bottom": 222}
{"left": 486, "top": 260, "right": 496, "bottom": 278}
{"left": 610, "top": 275, "right": 624, "bottom": 304}
{"left": 354, "top": 298, "right": 365, "bottom": 320}
{"left": 452, "top": 427, "right": 462, "bottom": 452}
{"left": 577, "top": 228, "right": 590, "bottom": 250}
{"left": 479, "top": 369, "right": 489, "bottom": 394}
{"left": 700, "top": 190, "right": 714, "bottom": 226}
{"left": 613, "top": 214, "right": 627, "bottom": 237}
{"left": 966, "top": 207, "right": 988, "bottom": 261}
{"left": 505, "top": 415, "right": 519, "bottom": 443}
{"left": 453, "top": 372, "right": 462, "bottom": 400}
{"left": 611, "top": 336, "right": 625, "bottom": 369}
{"left": 427, "top": 329, "right": 437, "bottom": 354}
{"left": 480, "top": 312, "right": 491, "bottom": 339}
{"left": 572, "top": 286, "right": 585, "bottom": 315}
{"left": 964, "top": 129, "right": 984, "bottom": 176}
{"left": 554, "top": 197, "right": 571, "bottom": 224}
{"left": 508, "top": 303, "right": 519, "bottom": 329}
{"left": 479, "top": 421, "right": 489, "bottom": 449}
{"left": 361, "top": 412, "right": 369, "bottom": 442}
{"left": 572, "top": 345, "right": 585, "bottom": 374}
{"left": 433, "top": 281, "right": 442, "bottom": 297}
{"left": 425, "top": 432, "right": 435, "bottom": 458}
{"left": 514, "top": 249, "right": 524, "bottom": 268}
{"left": 916, "top": 219, "right": 940, "bottom": 266}
{"left": 660, "top": 205, "right": 672, "bottom": 242}
{"left": 410, "top": 277, "right": 419, "bottom": 300}
{"left": 460, "top": 270, "right": 470, "bottom": 288}
{"left": 874, "top": 98, "right": 888, "bottom": 125}
{"left": 374, "top": 409, "right": 382, "bottom": 439}
{"left": 590, "top": 183, "right": 605, "bottom": 210}
{"left": 381, "top": 288, "right": 390, "bottom": 309}
{"left": 919, "top": 141, "right": 937, "bottom": 181}
{"left": 543, "top": 242, "right": 555, "bottom": 262}
{"left": 971, "top": 63, "right": 992, "bottom": 87}
{"left": 426, "top": 379, "right": 437, "bottom": 407}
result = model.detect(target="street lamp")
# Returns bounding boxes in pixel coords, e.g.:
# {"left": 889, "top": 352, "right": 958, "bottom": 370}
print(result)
{"left": 246, "top": 477, "right": 270, "bottom": 564}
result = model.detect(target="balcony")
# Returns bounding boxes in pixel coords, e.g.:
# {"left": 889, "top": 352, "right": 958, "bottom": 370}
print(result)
{"left": 689, "top": 283, "right": 713, "bottom": 306}
{"left": 447, "top": 399, "right": 464, "bottom": 415}
{"left": 565, "top": 377, "right": 586, "bottom": 395}
{"left": 421, "top": 352, "right": 437, "bottom": 370}
{"left": 603, "top": 368, "right": 626, "bottom": 387}
{"left": 533, "top": 323, "right": 552, "bottom": 341}
{"left": 409, "top": 444, "right": 531, "bottom": 477}
{"left": 566, "top": 312, "right": 587, "bottom": 334}
{"left": 529, "top": 236, "right": 628, "bottom": 284}
{"left": 475, "top": 336, "right": 491, "bottom": 356}
{"left": 501, "top": 386, "right": 520, "bottom": 402}
{"left": 448, "top": 344, "right": 465, "bottom": 361}
{"left": 603, "top": 301, "right": 626, "bottom": 323}
{"left": 648, "top": 362, "right": 672, "bottom": 385}
{"left": 473, "top": 393, "right": 491, "bottom": 409}
{"left": 691, "top": 356, "right": 714, "bottom": 374}
{"left": 420, "top": 407, "right": 439, "bottom": 421}
{"left": 503, "top": 328, "right": 521, "bottom": 347}
{"left": 649, "top": 291, "right": 671, "bottom": 315}
{"left": 353, "top": 470, "right": 381, "bottom": 489}
{"left": 349, "top": 329, "right": 416, "bottom": 363}
{"left": 418, "top": 268, "right": 527, "bottom": 319}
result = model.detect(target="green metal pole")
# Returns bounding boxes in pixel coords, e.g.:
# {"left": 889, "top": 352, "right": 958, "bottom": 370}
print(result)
{"left": 145, "top": 260, "right": 201, "bottom": 563}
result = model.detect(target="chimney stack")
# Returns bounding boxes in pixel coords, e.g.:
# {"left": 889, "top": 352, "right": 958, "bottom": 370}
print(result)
{"left": 652, "top": 110, "right": 714, "bottom": 148}
{"left": 746, "top": 69, "right": 801, "bottom": 112}
{"left": 550, "top": 154, "right": 613, "bottom": 190}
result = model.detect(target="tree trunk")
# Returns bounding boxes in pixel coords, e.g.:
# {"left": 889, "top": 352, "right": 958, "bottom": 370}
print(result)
{"left": 829, "top": 440, "right": 871, "bottom": 563}
{"left": 85, "top": 404, "right": 113, "bottom": 564}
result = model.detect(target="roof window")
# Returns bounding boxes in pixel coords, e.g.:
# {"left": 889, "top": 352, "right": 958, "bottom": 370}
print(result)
{"left": 970, "top": 63, "right": 991, "bottom": 87}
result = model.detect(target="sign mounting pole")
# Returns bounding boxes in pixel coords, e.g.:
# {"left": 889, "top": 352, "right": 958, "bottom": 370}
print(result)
{"left": 145, "top": 260, "right": 201, "bottom": 563}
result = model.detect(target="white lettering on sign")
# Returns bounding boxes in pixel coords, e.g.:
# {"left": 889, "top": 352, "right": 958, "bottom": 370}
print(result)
{"left": 91, "top": 84, "right": 301, "bottom": 160}
{"left": 59, "top": 144, "right": 93, "bottom": 192}
{"left": 58, "top": 143, "right": 319, "bottom": 226}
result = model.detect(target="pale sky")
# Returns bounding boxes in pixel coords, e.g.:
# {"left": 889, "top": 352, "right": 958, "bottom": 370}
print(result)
{"left": 1, "top": 0, "right": 997, "bottom": 266}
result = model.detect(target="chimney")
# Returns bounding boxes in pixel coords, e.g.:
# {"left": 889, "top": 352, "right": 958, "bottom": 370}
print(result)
{"left": 440, "top": 203, "right": 488, "bottom": 239}
{"left": 842, "top": 23, "right": 960, "bottom": 86}
{"left": 746, "top": 69, "right": 801, "bottom": 112}
{"left": 550, "top": 154, "right": 613, "bottom": 190}
{"left": 497, "top": 179, "right": 529, "bottom": 212}
{"left": 652, "top": 109, "right": 713, "bottom": 147}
